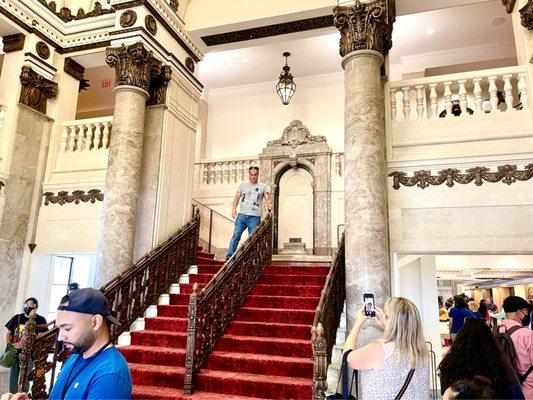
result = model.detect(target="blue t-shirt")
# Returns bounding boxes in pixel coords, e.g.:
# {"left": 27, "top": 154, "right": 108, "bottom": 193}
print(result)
{"left": 449, "top": 307, "right": 473, "bottom": 334}
{"left": 50, "top": 346, "right": 131, "bottom": 400}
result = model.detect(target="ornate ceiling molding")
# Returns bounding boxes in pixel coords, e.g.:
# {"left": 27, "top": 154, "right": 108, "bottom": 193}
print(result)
{"left": 502, "top": 0, "right": 517, "bottom": 13}
{"left": 106, "top": 42, "right": 165, "bottom": 93}
{"left": 333, "top": 0, "right": 396, "bottom": 57}
{"left": 19, "top": 66, "right": 58, "bottom": 114}
{"left": 43, "top": 189, "right": 104, "bottom": 206}
{"left": 35, "top": 0, "right": 114, "bottom": 22}
{"left": 389, "top": 164, "right": 533, "bottom": 189}
{"left": 2, "top": 33, "right": 25, "bottom": 53}
{"left": 201, "top": 15, "right": 333, "bottom": 47}
{"left": 520, "top": 0, "right": 533, "bottom": 29}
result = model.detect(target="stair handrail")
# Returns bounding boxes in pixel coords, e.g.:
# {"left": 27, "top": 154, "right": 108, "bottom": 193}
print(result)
{"left": 183, "top": 212, "right": 273, "bottom": 394}
{"left": 192, "top": 199, "right": 234, "bottom": 253}
{"left": 17, "top": 211, "right": 201, "bottom": 399}
{"left": 311, "top": 233, "right": 346, "bottom": 400}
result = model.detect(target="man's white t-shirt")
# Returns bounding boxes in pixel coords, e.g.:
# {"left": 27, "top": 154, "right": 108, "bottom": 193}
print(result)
{"left": 237, "top": 181, "right": 270, "bottom": 217}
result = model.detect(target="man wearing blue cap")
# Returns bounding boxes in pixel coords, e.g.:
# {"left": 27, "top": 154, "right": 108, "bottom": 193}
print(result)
{"left": 2, "top": 288, "right": 131, "bottom": 400}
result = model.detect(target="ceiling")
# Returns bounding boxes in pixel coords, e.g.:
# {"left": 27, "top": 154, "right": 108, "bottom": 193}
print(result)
{"left": 198, "top": 0, "right": 515, "bottom": 89}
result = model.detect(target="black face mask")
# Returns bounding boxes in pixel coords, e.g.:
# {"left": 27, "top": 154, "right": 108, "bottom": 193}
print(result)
{"left": 23, "top": 306, "right": 35, "bottom": 315}
{"left": 521, "top": 312, "right": 531, "bottom": 327}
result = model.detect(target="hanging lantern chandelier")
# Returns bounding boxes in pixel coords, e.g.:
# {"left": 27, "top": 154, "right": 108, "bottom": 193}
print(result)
{"left": 276, "top": 52, "right": 296, "bottom": 105}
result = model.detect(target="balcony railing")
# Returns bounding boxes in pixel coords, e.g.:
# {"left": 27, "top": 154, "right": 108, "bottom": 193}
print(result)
{"left": 194, "top": 158, "right": 258, "bottom": 185}
{"left": 60, "top": 116, "right": 113, "bottom": 153}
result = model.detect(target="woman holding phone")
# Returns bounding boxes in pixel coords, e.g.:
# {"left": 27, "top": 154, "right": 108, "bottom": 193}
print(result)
{"left": 343, "top": 297, "right": 430, "bottom": 399}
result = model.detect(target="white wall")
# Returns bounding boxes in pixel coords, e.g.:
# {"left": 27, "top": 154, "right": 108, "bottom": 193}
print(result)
{"left": 205, "top": 73, "right": 344, "bottom": 160}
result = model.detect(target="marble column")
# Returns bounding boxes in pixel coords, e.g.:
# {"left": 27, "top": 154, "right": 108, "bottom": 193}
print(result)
{"left": 334, "top": 0, "right": 395, "bottom": 341}
{"left": 96, "top": 43, "right": 167, "bottom": 287}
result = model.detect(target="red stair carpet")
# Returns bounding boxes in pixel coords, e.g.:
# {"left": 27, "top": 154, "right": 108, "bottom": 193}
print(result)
{"left": 120, "top": 251, "right": 329, "bottom": 400}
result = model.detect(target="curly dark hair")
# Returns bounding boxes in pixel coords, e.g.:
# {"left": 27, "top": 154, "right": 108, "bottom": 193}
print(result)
{"left": 438, "top": 318, "right": 518, "bottom": 398}
{"left": 448, "top": 376, "right": 496, "bottom": 399}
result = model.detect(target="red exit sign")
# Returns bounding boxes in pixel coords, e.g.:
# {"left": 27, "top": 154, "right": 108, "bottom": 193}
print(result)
{"left": 101, "top": 80, "right": 112, "bottom": 89}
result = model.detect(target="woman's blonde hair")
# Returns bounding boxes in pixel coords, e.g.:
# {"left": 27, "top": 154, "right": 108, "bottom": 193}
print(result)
{"left": 381, "top": 297, "right": 429, "bottom": 368}
{"left": 468, "top": 301, "right": 479, "bottom": 312}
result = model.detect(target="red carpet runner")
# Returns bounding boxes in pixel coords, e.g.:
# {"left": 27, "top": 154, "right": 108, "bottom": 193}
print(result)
{"left": 120, "top": 249, "right": 329, "bottom": 400}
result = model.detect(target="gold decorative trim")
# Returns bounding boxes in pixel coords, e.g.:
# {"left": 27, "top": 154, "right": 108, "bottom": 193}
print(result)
{"left": 185, "top": 57, "right": 195, "bottom": 73}
{"left": 502, "top": 0, "right": 517, "bottom": 13}
{"left": 148, "top": 65, "right": 171, "bottom": 105}
{"left": 169, "top": 0, "right": 178, "bottom": 12}
{"left": 2, "top": 33, "right": 25, "bottom": 53}
{"left": 520, "top": 0, "right": 533, "bottom": 29}
{"left": 19, "top": 66, "right": 58, "bottom": 114}
{"left": 43, "top": 189, "right": 104, "bottom": 205}
{"left": 145, "top": 15, "right": 157, "bottom": 35}
{"left": 106, "top": 42, "right": 164, "bottom": 93}
{"left": 389, "top": 164, "right": 533, "bottom": 189}
{"left": 333, "top": 0, "right": 395, "bottom": 57}
{"left": 36, "top": 41, "right": 50, "bottom": 59}
{"left": 36, "top": 0, "right": 113, "bottom": 23}
{"left": 63, "top": 57, "right": 85, "bottom": 81}
{"left": 120, "top": 10, "right": 137, "bottom": 28}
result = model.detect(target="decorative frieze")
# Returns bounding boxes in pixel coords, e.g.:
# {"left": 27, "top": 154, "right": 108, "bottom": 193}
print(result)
{"left": 389, "top": 164, "right": 533, "bottom": 189}
{"left": 502, "top": 0, "right": 517, "bottom": 13}
{"left": 64, "top": 57, "right": 85, "bottom": 81}
{"left": 267, "top": 120, "right": 326, "bottom": 148}
{"left": 521, "top": 0, "right": 533, "bottom": 29}
{"left": 43, "top": 189, "right": 104, "bottom": 205}
{"left": 19, "top": 66, "right": 58, "bottom": 114}
{"left": 105, "top": 43, "right": 164, "bottom": 93}
{"left": 333, "top": 0, "right": 395, "bottom": 57}
{"left": 36, "top": 0, "right": 114, "bottom": 22}
{"left": 147, "top": 65, "right": 171, "bottom": 105}
{"left": 2, "top": 34, "right": 25, "bottom": 53}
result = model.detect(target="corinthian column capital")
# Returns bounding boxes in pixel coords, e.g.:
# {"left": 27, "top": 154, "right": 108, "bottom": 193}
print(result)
{"left": 520, "top": 0, "right": 533, "bottom": 30}
{"left": 105, "top": 42, "right": 163, "bottom": 93}
{"left": 333, "top": 0, "right": 395, "bottom": 57}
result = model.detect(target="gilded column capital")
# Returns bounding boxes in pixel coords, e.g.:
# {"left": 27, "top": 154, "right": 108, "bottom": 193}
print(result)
{"left": 105, "top": 42, "right": 163, "bottom": 93}
{"left": 520, "top": 0, "right": 533, "bottom": 30}
{"left": 19, "top": 66, "right": 58, "bottom": 114}
{"left": 333, "top": 0, "right": 395, "bottom": 57}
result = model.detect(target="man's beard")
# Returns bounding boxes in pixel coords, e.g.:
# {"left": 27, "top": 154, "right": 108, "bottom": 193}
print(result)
{"left": 65, "top": 330, "right": 97, "bottom": 354}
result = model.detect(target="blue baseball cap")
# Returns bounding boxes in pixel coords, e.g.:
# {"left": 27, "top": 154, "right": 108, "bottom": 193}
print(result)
{"left": 57, "top": 288, "right": 120, "bottom": 326}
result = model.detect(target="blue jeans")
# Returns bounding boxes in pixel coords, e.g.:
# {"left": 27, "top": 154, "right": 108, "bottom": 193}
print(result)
{"left": 226, "top": 214, "right": 261, "bottom": 260}
{"left": 9, "top": 359, "right": 33, "bottom": 393}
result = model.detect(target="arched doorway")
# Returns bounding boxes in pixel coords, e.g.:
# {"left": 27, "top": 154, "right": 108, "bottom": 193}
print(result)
{"left": 276, "top": 166, "right": 314, "bottom": 253}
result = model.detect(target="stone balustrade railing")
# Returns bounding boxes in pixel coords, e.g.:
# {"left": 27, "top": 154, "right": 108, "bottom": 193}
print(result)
{"left": 60, "top": 116, "right": 113, "bottom": 152}
{"left": 334, "top": 153, "right": 344, "bottom": 177}
{"left": 389, "top": 66, "right": 528, "bottom": 121}
{"left": 195, "top": 159, "right": 259, "bottom": 185}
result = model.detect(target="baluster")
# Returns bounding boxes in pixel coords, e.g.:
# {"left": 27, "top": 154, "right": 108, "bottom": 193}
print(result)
{"left": 390, "top": 88, "right": 397, "bottom": 121}
{"left": 401, "top": 87, "right": 410, "bottom": 120}
{"left": 339, "top": 154, "right": 344, "bottom": 177}
{"left": 93, "top": 123, "right": 102, "bottom": 150}
{"left": 488, "top": 76, "right": 499, "bottom": 112}
{"left": 215, "top": 163, "right": 222, "bottom": 184}
{"left": 223, "top": 163, "right": 230, "bottom": 183}
{"left": 415, "top": 85, "right": 425, "bottom": 119}
{"left": 77, "top": 125, "right": 85, "bottom": 151}
{"left": 230, "top": 162, "right": 237, "bottom": 183}
{"left": 518, "top": 72, "right": 528, "bottom": 110}
{"left": 243, "top": 161, "right": 250, "bottom": 180}
{"left": 443, "top": 81, "right": 452, "bottom": 118}
{"left": 202, "top": 164, "right": 208, "bottom": 184}
{"left": 85, "top": 124, "right": 94, "bottom": 150}
{"left": 208, "top": 164, "right": 215, "bottom": 184}
{"left": 238, "top": 161, "right": 245, "bottom": 182}
{"left": 503, "top": 74, "right": 514, "bottom": 112}
{"left": 68, "top": 126, "right": 76, "bottom": 152}
{"left": 60, "top": 126, "right": 69, "bottom": 153}
{"left": 473, "top": 78, "right": 483, "bottom": 113}
{"left": 102, "top": 122, "right": 110, "bottom": 149}
{"left": 429, "top": 83, "right": 438, "bottom": 119}
{"left": 458, "top": 80, "right": 468, "bottom": 116}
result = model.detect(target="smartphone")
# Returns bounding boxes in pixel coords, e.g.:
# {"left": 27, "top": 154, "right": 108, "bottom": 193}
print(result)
{"left": 363, "top": 293, "right": 376, "bottom": 317}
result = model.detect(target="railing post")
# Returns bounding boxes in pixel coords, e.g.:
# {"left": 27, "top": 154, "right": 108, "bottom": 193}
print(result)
{"left": 312, "top": 323, "right": 328, "bottom": 400}
{"left": 184, "top": 283, "right": 199, "bottom": 395}
{"left": 18, "top": 311, "right": 37, "bottom": 393}
{"left": 208, "top": 209, "right": 213, "bottom": 253}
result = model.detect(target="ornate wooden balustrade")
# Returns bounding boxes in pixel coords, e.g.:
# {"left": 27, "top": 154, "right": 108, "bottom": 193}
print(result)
{"left": 17, "top": 211, "right": 200, "bottom": 398}
{"left": 183, "top": 212, "right": 273, "bottom": 394}
{"left": 311, "top": 234, "right": 346, "bottom": 400}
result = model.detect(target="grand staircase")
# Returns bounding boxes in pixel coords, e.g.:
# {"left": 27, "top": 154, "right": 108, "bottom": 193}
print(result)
{"left": 120, "top": 249, "right": 329, "bottom": 399}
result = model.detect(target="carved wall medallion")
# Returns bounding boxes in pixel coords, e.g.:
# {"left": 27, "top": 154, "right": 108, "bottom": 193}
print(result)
{"left": 36, "top": 41, "right": 50, "bottom": 59}
{"left": 43, "top": 189, "right": 104, "bottom": 205}
{"left": 145, "top": 15, "right": 157, "bottom": 35}
{"left": 389, "top": 164, "right": 533, "bottom": 189}
{"left": 169, "top": 0, "right": 178, "bottom": 12}
{"left": 19, "top": 66, "right": 58, "bottom": 114}
{"left": 502, "top": 0, "right": 517, "bottom": 13}
{"left": 185, "top": 57, "right": 195, "bottom": 73}
{"left": 106, "top": 43, "right": 164, "bottom": 93}
{"left": 2, "top": 33, "right": 25, "bottom": 53}
{"left": 120, "top": 10, "right": 137, "bottom": 28}
{"left": 520, "top": 0, "right": 533, "bottom": 29}
{"left": 147, "top": 65, "right": 171, "bottom": 105}
{"left": 267, "top": 120, "right": 327, "bottom": 148}
{"left": 63, "top": 57, "right": 85, "bottom": 81}
{"left": 333, "top": 0, "right": 396, "bottom": 57}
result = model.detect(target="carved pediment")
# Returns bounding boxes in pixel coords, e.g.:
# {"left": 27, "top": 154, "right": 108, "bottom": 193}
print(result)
{"left": 267, "top": 120, "right": 326, "bottom": 148}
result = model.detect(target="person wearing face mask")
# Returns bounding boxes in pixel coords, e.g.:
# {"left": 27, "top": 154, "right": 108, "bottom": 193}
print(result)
{"left": 3, "top": 298, "right": 47, "bottom": 393}
{"left": 499, "top": 295, "right": 533, "bottom": 399}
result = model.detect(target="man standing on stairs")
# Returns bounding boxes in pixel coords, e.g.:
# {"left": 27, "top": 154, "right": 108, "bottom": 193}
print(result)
{"left": 226, "top": 166, "right": 272, "bottom": 260}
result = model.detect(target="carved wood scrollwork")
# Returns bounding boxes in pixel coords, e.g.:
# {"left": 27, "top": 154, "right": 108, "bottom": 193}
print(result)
{"left": 43, "top": 189, "right": 104, "bottom": 205}
{"left": 521, "top": 0, "right": 533, "bottom": 29}
{"left": 36, "top": 0, "right": 113, "bottom": 22}
{"left": 19, "top": 66, "right": 58, "bottom": 114}
{"left": 2, "top": 34, "right": 25, "bottom": 53}
{"left": 388, "top": 164, "right": 533, "bottom": 189}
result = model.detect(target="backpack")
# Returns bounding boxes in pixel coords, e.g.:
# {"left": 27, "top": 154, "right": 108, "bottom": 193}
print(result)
{"left": 493, "top": 324, "right": 533, "bottom": 384}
